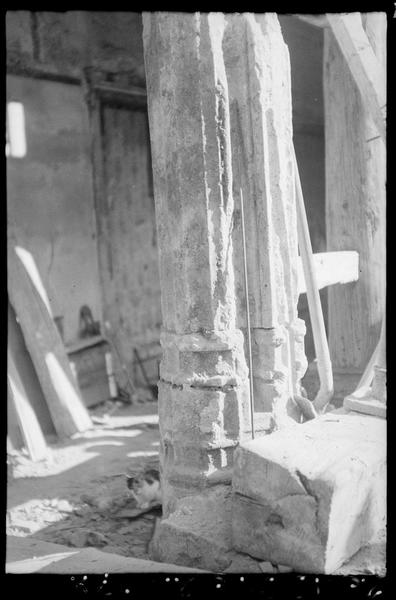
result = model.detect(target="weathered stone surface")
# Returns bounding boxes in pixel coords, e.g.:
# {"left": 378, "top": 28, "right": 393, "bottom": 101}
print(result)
{"left": 160, "top": 329, "right": 248, "bottom": 388}
{"left": 150, "top": 485, "right": 233, "bottom": 572}
{"left": 232, "top": 410, "right": 386, "bottom": 573}
{"left": 277, "top": 564, "right": 294, "bottom": 572}
{"left": 223, "top": 13, "right": 307, "bottom": 422}
{"left": 144, "top": 12, "right": 238, "bottom": 336}
{"left": 333, "top": 527, "right": 386, "bottom": 576}
{"left": 143, "top": 12, "right": 253, "bottom": 514}
{"left": 258, "top": 561, "right": 278, "bottom": 573}
{"left": 223, "top": 553, "right": 263, "bottom": 573}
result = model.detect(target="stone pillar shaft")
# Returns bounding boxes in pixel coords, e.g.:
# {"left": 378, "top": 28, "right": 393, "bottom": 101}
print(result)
{"left": 143, "top": 12, "right": 251, "bottom": 515}
{"left": 223, "top": 14, "right": 307, "bottom": 420}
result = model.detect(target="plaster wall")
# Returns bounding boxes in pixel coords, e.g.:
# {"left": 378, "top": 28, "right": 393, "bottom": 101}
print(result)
{"left": 6, "top": 11, "right": 150, "bottom": 352}
{"left": 7, "top": 74, "right": 101, "bottom": 345}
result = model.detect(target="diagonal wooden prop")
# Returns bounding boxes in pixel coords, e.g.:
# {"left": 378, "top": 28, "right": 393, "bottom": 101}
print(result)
{"left": 293, "top": 146, "right": 334, "bottom": 413}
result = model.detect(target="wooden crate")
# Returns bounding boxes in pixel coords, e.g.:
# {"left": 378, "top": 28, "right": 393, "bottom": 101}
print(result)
{"left": 66, "top": 336, "right": 113, "bottom": 408}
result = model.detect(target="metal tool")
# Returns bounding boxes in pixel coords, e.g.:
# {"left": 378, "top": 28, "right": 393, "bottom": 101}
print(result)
{"left": 240, "top": 188, "right": 255, "bottom": 440}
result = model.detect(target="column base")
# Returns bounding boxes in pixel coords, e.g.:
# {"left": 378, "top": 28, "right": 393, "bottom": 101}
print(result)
{"left": 149, "top": 485, "right": 233, "bottom": 572}
{"left": 149, "top": 484, "right": 270, "bottom": 573}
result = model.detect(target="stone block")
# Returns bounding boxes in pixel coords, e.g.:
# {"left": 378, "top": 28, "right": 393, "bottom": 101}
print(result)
{"left": 223, "top": 553, "right": 263, "bottom": 573}
{"left": 258, "top": 561, "right": 277, "bottom": 573}
{"left": 150, "top": 485, "right": 234, "bottom": 572}
{"left": 232, "top": 410, "right": 386, "bottom": 573}
{"left": 160, "top": 329, "right": 248, "bottom": 387}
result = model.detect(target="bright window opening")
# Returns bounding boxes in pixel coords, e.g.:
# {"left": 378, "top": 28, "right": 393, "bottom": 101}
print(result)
{"left": 6, "top": 101, "right": 27, "bottom": 158}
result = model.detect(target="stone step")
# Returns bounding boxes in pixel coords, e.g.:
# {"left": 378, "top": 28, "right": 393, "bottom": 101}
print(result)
{"left": 231, "top": 409, "right": 386, "bottom": 573}
{"left": 6, "top": 535, "right": 206, "bottom": 574}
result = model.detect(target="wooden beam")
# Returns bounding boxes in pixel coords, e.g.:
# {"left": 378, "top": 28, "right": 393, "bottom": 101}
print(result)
{"left": 8, "top": 233, "right": 92, "bottom": 438}
{"left": 294, "top": 15, "right": 328, "bottom": 28}
{"left": 324, "top": 12, "right": 386, "bottom": 393}
{"left": 297, "top": 251, "right": 359, "bottom": 295}
{"left": 8, "top": 350, "right": 48, "bottom": 462}
{"left": 344, "top": 311, "right": 386, "bottom": 418}
{"left": 8, "top": 300, "right": 56, "bottom": 436}
{"left": 293, "top": 148, "right": 333, "bottom": 412}
{"left": 326, "top": 13, "right": 386, "bottom": 141}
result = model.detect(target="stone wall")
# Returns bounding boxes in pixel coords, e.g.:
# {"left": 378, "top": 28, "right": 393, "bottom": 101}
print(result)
{"left": 6, "top": 11, "right": 146, "bottom": 85}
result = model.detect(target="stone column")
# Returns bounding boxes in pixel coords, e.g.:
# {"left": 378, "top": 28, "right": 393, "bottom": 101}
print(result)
{"left": 223, "top": 14, "right": 307, "bottom": 424}
{"left": 143, "top": 12, "right": 251, "bottom": 517}
{"left": 324, "top": 13, "right": 386, "bottom": 399}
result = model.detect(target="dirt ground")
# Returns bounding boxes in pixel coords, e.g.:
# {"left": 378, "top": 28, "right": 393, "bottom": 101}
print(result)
{"left": 7, "top": 395, "right": 385, "bottom": 575}
{"left": 7, "top": 399, "right": 162, "bottom": 561}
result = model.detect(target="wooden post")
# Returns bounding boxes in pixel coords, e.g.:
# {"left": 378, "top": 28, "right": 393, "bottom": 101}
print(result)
{"left": 326, "top": 13, "right": 386, "bottom": 141}
{"left": 324, "top": 12, "right": 386, "bottom": 399}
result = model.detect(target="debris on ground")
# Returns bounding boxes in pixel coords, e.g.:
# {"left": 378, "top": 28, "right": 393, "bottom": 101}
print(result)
{"left": 7, "top": 401, "right": 162, "bottom": 561}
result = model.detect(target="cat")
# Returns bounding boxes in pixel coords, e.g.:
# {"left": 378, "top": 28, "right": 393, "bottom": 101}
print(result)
{"left": 126, "top": 468, "right": 162, "bottom": 510}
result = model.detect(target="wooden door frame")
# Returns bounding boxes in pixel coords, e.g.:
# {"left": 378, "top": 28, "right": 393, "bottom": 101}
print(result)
{"left": 84, "top": 73, "right": 150, "bottom": 387}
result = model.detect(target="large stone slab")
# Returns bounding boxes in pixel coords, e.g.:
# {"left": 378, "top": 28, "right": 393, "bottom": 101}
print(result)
{"left": 232, "top": 410, "right": 386, "bottom": 573}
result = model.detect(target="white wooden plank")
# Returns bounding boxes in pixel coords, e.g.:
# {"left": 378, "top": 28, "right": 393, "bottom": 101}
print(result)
{"left": 297, "top": 251, "right": 359, "bottom": 295}
{"left": 8, "top": 350, "right": 48, "bottom": 462}
{"left": 344, "top": 394, "right": 386, "bottom": 418}
{"left": 293, "top": 148, "right": 333, "bottom": 412}
{"left": 8, "top": 232, "right": 92, "bottom": 438}
{"left": 326, "top": 13, "right": 386, "bottom": 141}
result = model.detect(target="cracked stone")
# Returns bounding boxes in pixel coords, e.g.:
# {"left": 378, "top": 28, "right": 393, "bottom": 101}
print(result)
{"left": 232, "top": 411, "right": 386, "bottom": 573}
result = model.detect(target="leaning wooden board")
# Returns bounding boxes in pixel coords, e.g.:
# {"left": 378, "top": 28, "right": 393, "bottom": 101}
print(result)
{"left": 7, "top": 349, "right": 48, "bottom": 461}
{"left": 7, "top": 235, "right": 92, "bottom": 438}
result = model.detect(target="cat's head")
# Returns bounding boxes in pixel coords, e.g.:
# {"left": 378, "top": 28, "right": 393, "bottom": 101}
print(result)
{"left": 126, "top": 469, "right": 159, "bottom": 492}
